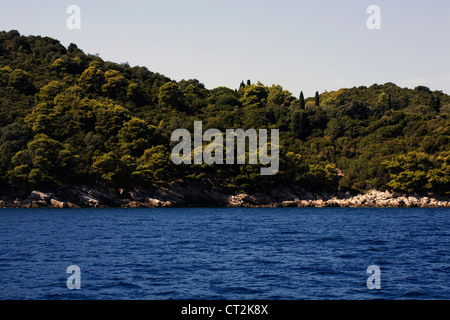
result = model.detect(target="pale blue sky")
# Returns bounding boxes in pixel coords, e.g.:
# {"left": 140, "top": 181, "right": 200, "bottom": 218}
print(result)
{"left": 1, "top": 0, "right": 450, "bottom": 97}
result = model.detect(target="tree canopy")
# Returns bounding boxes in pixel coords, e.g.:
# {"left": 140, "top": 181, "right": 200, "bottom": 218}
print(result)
{"left": 0, "top": 30, "right": 449, "bottom": 196}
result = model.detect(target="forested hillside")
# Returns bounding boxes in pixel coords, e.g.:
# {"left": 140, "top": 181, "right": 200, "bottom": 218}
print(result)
{"left": 0, "top": 30, "right": 449, "bottom": 198}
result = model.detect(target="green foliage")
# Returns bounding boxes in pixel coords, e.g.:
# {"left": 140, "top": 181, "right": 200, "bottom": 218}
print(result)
{"left": 36, "top": 81, "right": 64, "bottom": 103}
{"left": 8, "top": 68, "right": 36, "bottom": 94}
{"left": 239, "top": 83, "right": 269, "bottom": 108}
{"left": 0, "top": 123, "right": 33, "bottom": 177}
{"left": 158, "top": 81, "right": 185, "bottom": 111}
{"left": 290, "top": 110, "right": 309, "bottom": 140}
{"left": 102, "top": 69, "right": 128, "bottom": 99}
{"left": 93, "top": 101, "right": 131, "bottom": 138}
{"left": 8, "top": 134, "right": 77, "bottom": 187}
{"left": 0, "top": 30, "right": 449, "bottom": 196}
{"left": 430, "top": 93, "right": 441, "bottom": 112}
{"left": 304, "top": 163, "right": 340, "bottom": 191}
{"left": 299, "top": 91, "right": 305, "bottom": 109}
{"left": 91, "top": 152, "right": 131, "bottom": 183}
{"left": 267, "top": 85, "right": 293, "bottom": 107}
{"left": 132, "top": 145, "right": 173, "bottom": 182}
{"left": 383, "top": 152, "right": 449, "bottom": 194}
{"left": 79, "top": 61, "right": 104, "bottom": 93}
{"left": 208, "top": 87, "right": 240, "bottom": 107}
{"left": 336, "top": 100, "right": 370, "bottom": 120}
{"left": 117, "top": 117, "right": 156, "bottom": 156}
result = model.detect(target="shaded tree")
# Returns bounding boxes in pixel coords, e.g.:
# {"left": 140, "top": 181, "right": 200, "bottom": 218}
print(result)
{"left": 315, "top": 91, "right": 320, "bottom": 106}
{"left": 239, "top": 83, "right": 269, "bottom": 108}
{"left": 299, "top": 91, "right": 305, "bottom": 109}
{"left": 430, "top": 94, "right": 441, "bottom": 113}
{"left": 158, "top": 81, "right": 185, "bottom": 111}
{"left": 79, "top": 61, "right": 104, "bottom": 93}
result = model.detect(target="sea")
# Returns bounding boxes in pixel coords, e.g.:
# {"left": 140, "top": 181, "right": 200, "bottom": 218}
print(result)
{"left": 0, "top": 207, "right": 448, "bottom": 300}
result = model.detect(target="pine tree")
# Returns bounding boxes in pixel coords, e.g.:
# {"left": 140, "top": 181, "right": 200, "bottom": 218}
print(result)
{"left": 315, "top": 91, "right": 320, "bottom": 107}
{"left": 239, "top": 81, "right": 245, "bottom": 90}
{"left": 299, "top": 91, "right": 305, "bottom": 109}
{"left": 247, "top": 80, "right": 251, "bottom": 86}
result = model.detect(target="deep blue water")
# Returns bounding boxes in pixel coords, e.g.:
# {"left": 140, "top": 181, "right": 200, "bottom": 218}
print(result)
{"left": 0, "top": 207, "right": 448, "bottom": 300}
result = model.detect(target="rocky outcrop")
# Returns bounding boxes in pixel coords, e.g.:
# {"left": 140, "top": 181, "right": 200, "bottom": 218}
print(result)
{"left": 0, "top": 184, "right": 449, "bottom": 208}
{"left": 275, "top": 190, "right": 450, "bottom": 208}
{"left": 0, "top": 181, "right": 227, "bottom": 208}
{"left": 225, "top": 189, "right": 450, "bottom": 208}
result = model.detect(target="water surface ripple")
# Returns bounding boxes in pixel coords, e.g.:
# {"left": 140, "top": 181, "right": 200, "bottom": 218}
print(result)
{"left": 0, "top": 208, "right": 448, "bottom": 300}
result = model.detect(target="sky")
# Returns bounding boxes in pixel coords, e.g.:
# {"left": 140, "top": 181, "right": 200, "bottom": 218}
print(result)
{"left": 1, "top": 0, "right": 450, "bottom": 98}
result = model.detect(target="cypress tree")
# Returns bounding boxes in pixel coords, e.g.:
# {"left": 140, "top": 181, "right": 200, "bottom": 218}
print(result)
{"left": 315, "top": 91, "right": 320, "bottom": 107}
{"left": 247, "top": 80, "right": 251, "bottom": 86}
{"left": 431, "top": 94, "right": 441, "bottom": 113}
{"left": 299, "top": 91, "right": 305, "bottom": 109}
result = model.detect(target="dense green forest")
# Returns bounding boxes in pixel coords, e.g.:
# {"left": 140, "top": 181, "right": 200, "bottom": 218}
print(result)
{"left": 0, "top": 30, "right": 449, "bottom": 197}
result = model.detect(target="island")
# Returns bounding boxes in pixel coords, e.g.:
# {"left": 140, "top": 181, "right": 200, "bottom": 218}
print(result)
{"left": 0, "top": 30, "right": 448, "bottom": 208}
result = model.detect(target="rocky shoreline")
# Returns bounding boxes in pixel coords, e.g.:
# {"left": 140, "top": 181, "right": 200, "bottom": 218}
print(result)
{"left": 0, "top": 182, "right": 449, "bottom": 209}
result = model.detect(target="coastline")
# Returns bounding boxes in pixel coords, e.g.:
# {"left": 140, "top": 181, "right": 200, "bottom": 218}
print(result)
{"left": 0, "top": 183, "right": 449, "bottom": 209}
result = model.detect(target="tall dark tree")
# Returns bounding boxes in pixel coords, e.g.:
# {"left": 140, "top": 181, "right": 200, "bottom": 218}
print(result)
{"left": 290, "top": 110, "right": 310, "bottom": 140}
{"left": 315, "top": 91, "right": 320, "bottom": 107}
{"left": 247, "top": 80, "right": 251, "bottom": 86}
{"left": 431, "top": 94, "right": 441, "bottom": 113}
{"left": 239, "top": 81, "right": 245, "bottom": 90}
{"left": 299, "top": 91, "right": 305, "bottom": 109}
